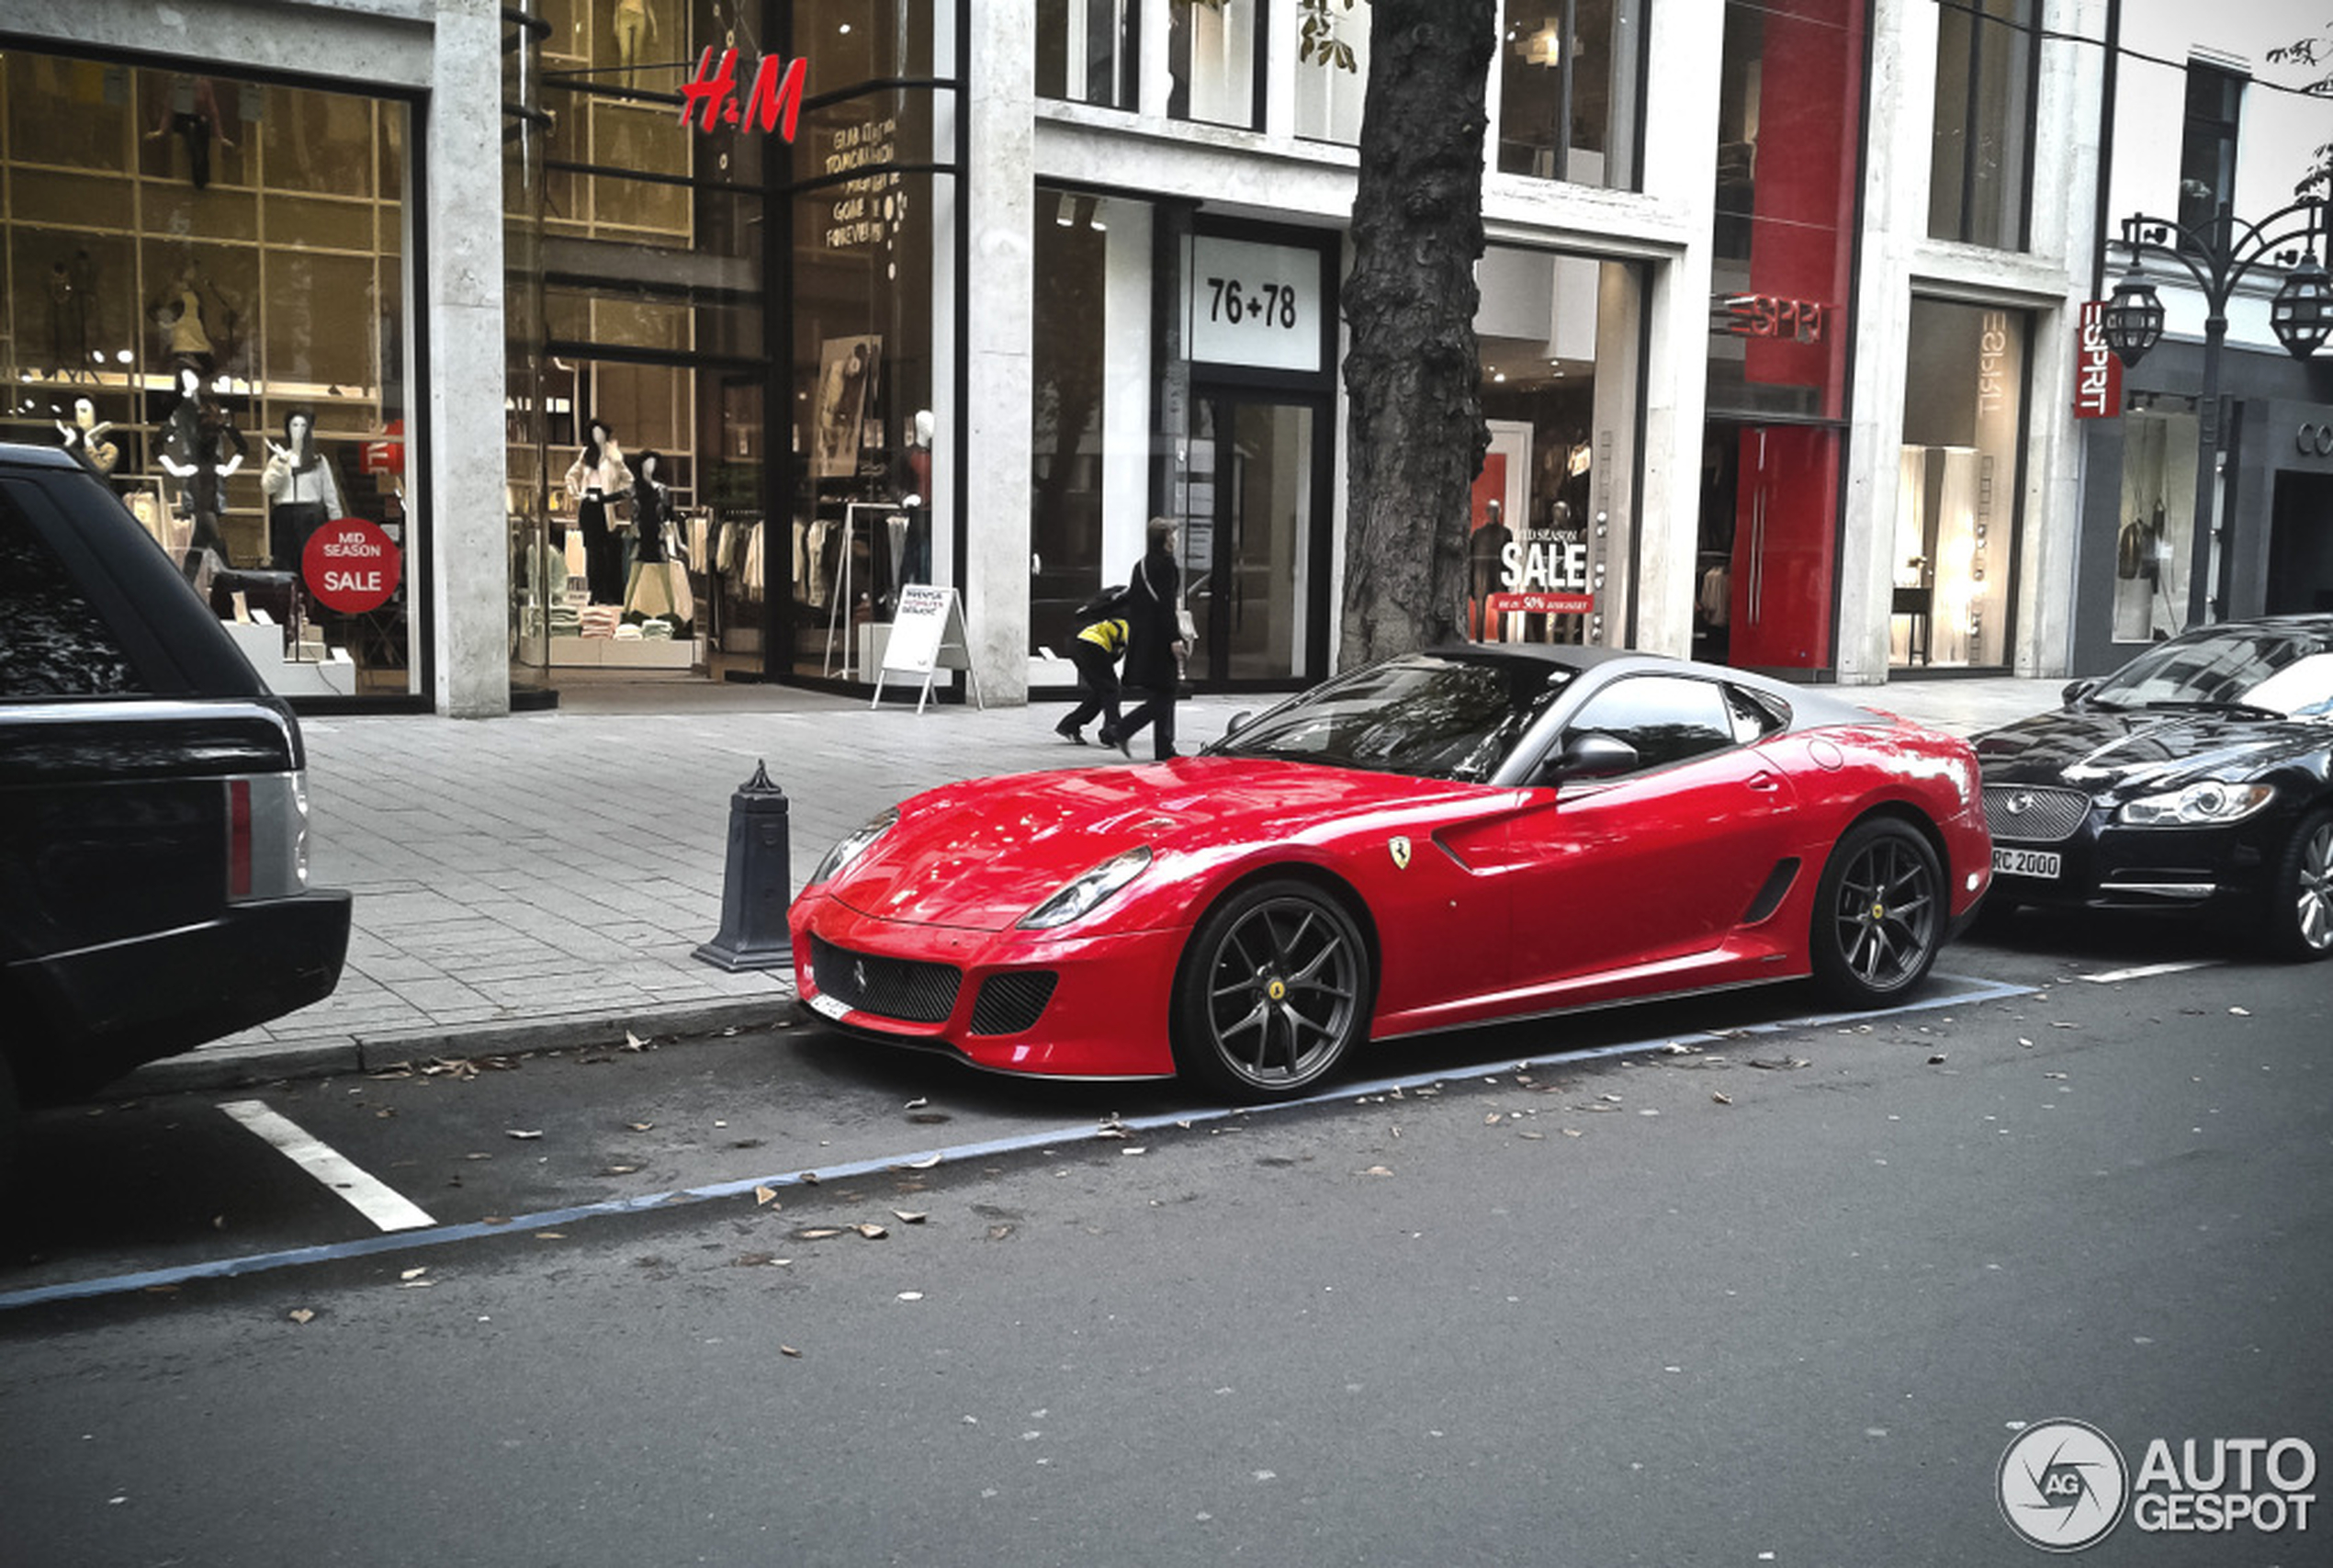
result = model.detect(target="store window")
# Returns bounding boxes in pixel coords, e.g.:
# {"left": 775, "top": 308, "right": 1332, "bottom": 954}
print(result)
{"left": 1928, "top": 0, "right": 2034, "bottom": 249}
{"left": 1040, "top": 0, "right": 1140, "bottom": 109}
{"left": 783, "top": 0, "right": 954, "bottom": 686}
{"left": 1472, "top": 245, "right": 1646, "bottom": 649}
{"left": 1495, "top": 0, "right": 1645, "bottom": 190}
{"left": 1170, "top": 0, "right": 1262, "bottom": 130}
{"left": 1894, "top": 299, "right": 2026, "bottom": 669}
{"left": 2112, "top": 406, "right": 2201, "bottom": 644}
{"left": 1, "top": 51, "right": 417, "bottom": 700}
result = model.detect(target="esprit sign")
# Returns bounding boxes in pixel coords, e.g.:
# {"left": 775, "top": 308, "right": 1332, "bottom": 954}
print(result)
{"left": 2074, "top": 299, "right": 2124, "bottom": 420}
{"left": 679, "top": 47, "right": 806, "bottom": 138}
{"left": 302, "top": 517, "right": 401, "bottom": 615}
{"left": 1711, "top": 293, "right": 1831, "bottom": 344}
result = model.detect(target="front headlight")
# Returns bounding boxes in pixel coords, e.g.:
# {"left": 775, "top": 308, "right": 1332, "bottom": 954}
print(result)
{"left": 2116, "top": 780, "right": 2275, "bottom": 827}
{"left": 1017, "top": 846, "right": 1154, "bottom": 931}
{"left": 807, "top": 807, "right": 899, "bottom": 886}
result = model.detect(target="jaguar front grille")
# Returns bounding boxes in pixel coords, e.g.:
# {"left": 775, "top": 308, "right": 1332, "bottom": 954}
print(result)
{"left": 1984, "top": 784, "right": 2091, "bottom": 843}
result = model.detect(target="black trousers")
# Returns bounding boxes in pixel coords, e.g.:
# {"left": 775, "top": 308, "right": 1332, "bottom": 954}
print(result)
{"left": 1112, "top": 686, "right": 1178, "bottom": 760}
{"left": 270, "top": 501, "right": 328, "bottom": 571}
{"left": 579, "top": 498, "right": 625, "bottom": 605}
{"left": 1063, "top": 641, "right": 1122, "bottom": 732}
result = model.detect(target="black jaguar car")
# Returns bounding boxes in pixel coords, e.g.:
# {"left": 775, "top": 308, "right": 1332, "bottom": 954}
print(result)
{"left": 1971, "top": 615, "right": 2333, "bottom": 959}
{"left": 0, "top": 443, "right": 351, "bottom": 1170}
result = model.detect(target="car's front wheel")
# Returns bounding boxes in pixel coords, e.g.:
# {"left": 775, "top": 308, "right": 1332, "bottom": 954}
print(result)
{"left": 2262, "top": 807, "right": 2333, "bottom": 962}
{"left": 1811, "top": 818, "right": 1944, "bottom": 1006}
{"left": 1174, "top": 879, "right": 1369, "bottom": 1100}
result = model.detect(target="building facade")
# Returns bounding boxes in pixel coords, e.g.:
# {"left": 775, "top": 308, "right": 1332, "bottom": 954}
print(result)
{"left": 7, "top": 3, "right": 2314, "bottom": 718}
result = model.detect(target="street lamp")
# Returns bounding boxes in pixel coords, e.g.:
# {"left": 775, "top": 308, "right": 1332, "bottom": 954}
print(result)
{"left": 2100, "top": 195, "right": 2329, "bottom": 625}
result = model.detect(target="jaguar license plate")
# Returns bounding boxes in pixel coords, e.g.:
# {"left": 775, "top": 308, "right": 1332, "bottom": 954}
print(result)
{"left": 807, "top": 991, "right": 850, "bottom": 1021}
{"left": 1993, "top": 846, "right": 2061, "bottom": 879}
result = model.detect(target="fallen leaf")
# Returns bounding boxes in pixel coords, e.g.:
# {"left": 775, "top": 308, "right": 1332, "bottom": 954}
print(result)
{"left": 627, "top": 1122, "right": 654, "bottom": 1132}
{"left": 625, "top": 1031, "right": 647, "bottom": 1051}
{"left": 755, "top": 1186, "right": 780, "bottom": 1206}
{"left": 1711, "top": 1091, "right": 1733, "bottom": 1105}
{"left": 799, "top": 1171, "right": 820, "bottom": 1185}
{"left": 1358, "top": 1165, "right": 1394, "bottom": 1177}
{"left": 506, "top": 1129, "right": 543, "bottom": 1141}
{"left": 400, "top": 1267, "right": 429, "bottom": 1280}
{"left": 535, "top": 1231, "right": 566, "bottom": 1240}
{"left": 1599, "top": 1092, "right": 1624, "bottom": 1102}
{"left": 1121, "top": 1146, "right": 1147, "bottom": 1156}
{"left": 780, "top": 1345, "right": 803, "bottom": 1358}
{"left": 905, "top": 1098, "right": 929, "bottom": 1111}
{"left": 1484, "top": 1113, "right": 1503, "bottom": 1125}
{"left": 601, "top": 1165, "right": 639, "bottom": 1176}
{"left": 288, "top": 1308, "right": 316, "bottom": 1325}
{"left": 897, "top": 1292, "right": 924, "bottom": 1302}
{"left": 399, "top": 1280, "right": 435, "bottom": 1290}
{"left": 904, "top": 1155, "right": 942, "bottom": 1170}
{"left": 2230, "top": 1006, "right": 2251, "bottom": 1017}
{"left": 798, "top": 1227, "right": 844, "bottom": 1240}
{"left": 854, "top": 1224, "right": 889, "bottom": 1240}
{"left": 1517, "top": 1130, "right": 1547, "bottom": 1140}
{"left": 1928, "top": 1054, "right": 1948, "bottom": 1065}
{"left": 987, "top": 1224, "right": 1015, "bottom": 1241}
{"left": 1561, "top": 1128, "right": 1584, "bottom": 1138}
{"left": 894, "top": 1210, "right": 927, "bottom": 1224}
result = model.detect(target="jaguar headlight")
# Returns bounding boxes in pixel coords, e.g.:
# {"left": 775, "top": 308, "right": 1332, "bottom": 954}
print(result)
{"left": 2116, "top": 780, "right": 2275, "bottom": 827}
{"left": 807, "top": 807, "right": 898, "bottom": 886}
{"left": 1017, "top": 846, "right": 1154, "bottom": 931}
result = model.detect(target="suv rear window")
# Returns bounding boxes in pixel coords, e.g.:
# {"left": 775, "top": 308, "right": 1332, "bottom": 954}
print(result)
{"left": 0, "top": 486, "right": 145, "bottom": 697}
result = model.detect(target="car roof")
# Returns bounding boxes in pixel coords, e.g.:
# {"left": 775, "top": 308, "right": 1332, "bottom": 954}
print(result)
{"left": 2177, "top": 614, "right": 2333, "bottom": 644}
{"left": 0, "top": 441, "right": 84, "bottom": 472}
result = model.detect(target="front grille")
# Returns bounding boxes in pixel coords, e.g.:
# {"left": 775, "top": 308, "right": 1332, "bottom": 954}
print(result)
{"left": 1984, "top": 784, "right": 2092, "bottom": 843}
{"left": 968, "top": 971, "right": 1059, "bottom": 1035}
{"left": 811, "top": 935, "right": 961, "bottom": 1023}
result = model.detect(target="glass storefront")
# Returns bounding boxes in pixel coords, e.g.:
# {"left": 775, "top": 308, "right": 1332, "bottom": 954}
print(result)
{"left": 1700, "top": 0, "right": 1865, "bottom": 674}
{"left": 2110, "top": 405, "right": 2202, "bottom": 645}
{"left": 1472, "top": 245, "right": 1645, "bottom": 648}
{"left": 2, "top": 50, "right": 417, "bottom": 700}
{"left": 1894, "top": 299, "right": 2026, "bottom": 669}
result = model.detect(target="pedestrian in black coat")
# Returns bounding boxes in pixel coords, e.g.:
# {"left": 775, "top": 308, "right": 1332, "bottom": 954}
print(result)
{"left": 1102, "top": 517, "right": 1188, "bottom": 760}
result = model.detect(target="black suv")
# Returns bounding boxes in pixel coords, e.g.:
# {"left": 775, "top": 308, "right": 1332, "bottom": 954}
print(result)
{"left": 0, "top": 444, "right": 350, "bottom": 1150}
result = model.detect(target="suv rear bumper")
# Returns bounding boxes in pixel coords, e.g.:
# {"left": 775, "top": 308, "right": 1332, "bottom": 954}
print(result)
{"left": 6, "top": 890, "right": 353, "bottom": 1099}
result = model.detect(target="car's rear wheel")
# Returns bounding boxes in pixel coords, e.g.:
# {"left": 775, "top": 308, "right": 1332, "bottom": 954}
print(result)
{"left": 1174, "top": 880, "right": 1369, "bottom": 1100}
{"left": 2262, "top": 807, "right": 2333, "bottom": 962}
{"left": 1811, "top": 818, "right": 1944, "bottom": 1006}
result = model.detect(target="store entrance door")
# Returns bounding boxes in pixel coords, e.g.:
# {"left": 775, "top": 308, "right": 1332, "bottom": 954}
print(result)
{"left": 1183, "top": 391, "right": 1330, "bottom": 687}
{"left": 1705, "top": 422, "right": 1840, "bottom": 673}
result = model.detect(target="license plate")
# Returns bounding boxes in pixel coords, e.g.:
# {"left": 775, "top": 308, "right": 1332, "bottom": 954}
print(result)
{"left": 1993, "top": 846, "right": 2061, "bottom": 879}
{"left": 807, "top": 991, "right": 850, "bottom": 1021}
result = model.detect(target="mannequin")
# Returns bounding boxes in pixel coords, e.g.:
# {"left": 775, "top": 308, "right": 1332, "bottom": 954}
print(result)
{"left": 899, "top": 408, "right": 933, "bottom": 585}
{"left": 153, "top": 267, "right": 217, "bottom": 373}
{"left": 621, "top": 450, "right": 682, "bottom": 622}
{"left": 156, "top": 366, "right": 246, "bottom": 581}
{"left": 614, "top": 0, "right": 658, "bottom": 71}
{"left": 56, "top": 398, "right": 118, "bottom": 478}
{"left": 144, "top": 73, "right": 234, "bottom": 189}
{"left": 563, "top": 418, "right": 634, "bottom": 605}
{"left": 262, "top": 409, "right": 344, "bottom": 570}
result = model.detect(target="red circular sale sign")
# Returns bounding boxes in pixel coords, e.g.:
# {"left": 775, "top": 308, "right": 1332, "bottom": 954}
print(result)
{"left": 302, "top": 517, "right": 402, "bottom": 615}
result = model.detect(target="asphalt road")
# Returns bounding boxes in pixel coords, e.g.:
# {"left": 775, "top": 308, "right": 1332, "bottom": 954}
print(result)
{"left": 1, "top": 914, "right": 2327, "bottom": 1567}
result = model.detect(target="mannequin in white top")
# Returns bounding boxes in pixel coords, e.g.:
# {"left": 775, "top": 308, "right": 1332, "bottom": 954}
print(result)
{"left": 263, "top": 409, "right": 345, "bottom": 570}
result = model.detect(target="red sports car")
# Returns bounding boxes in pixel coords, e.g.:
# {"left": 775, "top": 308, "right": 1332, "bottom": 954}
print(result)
{"left": 790, "top": 646, "right": 1993, "bottom": 1100}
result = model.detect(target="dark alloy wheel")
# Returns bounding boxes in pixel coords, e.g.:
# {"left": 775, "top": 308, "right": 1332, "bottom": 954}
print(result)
{"left": 1174, "top": 879, "right": 1369, "bottom": 1100}
{"left": 1811, "top": 818, "right": 1944, "bottom": 1006}
{"left": 2263, "top": 807, "right": 2333, "bottom": 962}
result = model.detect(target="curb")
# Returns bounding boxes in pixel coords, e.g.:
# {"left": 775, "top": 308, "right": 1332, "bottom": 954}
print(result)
{"left": 110, "top": 995, "right": 795, "bottom": 1100}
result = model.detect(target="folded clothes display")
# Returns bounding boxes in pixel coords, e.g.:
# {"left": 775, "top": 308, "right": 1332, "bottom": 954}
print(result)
{"left": 613, "top": 624, "right": 644, "bottom": 641}
{"left": 639, "top": 617, "right": 674, "bottom": 641}
{"left": 578, "top": 604, "right": 622, "bottom": 639}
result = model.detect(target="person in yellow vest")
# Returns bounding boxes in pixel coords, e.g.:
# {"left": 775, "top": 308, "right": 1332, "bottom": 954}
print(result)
{"left": 1056, "top": 609, "right": 1129, "bottom": 745}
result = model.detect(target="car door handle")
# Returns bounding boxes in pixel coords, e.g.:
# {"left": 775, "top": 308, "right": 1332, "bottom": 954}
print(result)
{"left": 1745, "top": 771, "right": 1781, "bottom": 793}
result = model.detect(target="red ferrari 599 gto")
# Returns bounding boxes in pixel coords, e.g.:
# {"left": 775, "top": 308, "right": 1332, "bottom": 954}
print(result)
{"left": 789, "top": 646, "right": 1993, "bottom": 1100}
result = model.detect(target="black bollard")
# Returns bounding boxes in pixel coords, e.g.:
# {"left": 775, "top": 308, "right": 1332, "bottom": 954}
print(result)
{"left": 693, "top": 760, "right": 795, "bottom": 972}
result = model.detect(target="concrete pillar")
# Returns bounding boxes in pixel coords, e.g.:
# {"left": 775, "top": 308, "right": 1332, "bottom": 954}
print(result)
{"left": 964, "top": 0, "right": 1038, "bottom": 705}
{"left": 423, "top": 0, "right": 513, "bottom": 716}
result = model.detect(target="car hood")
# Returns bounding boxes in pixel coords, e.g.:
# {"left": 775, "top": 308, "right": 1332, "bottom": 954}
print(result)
{"left": 1973, "top": 706, "right": 2324, "bottom": 797}
{"left": 820, "top": 756, "right": 1501, "bottom": 931}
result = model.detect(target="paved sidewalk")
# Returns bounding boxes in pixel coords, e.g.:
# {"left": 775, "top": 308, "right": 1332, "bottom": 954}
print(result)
{"left": 122, "top": 668, "right": 2068, "bottom": 1094}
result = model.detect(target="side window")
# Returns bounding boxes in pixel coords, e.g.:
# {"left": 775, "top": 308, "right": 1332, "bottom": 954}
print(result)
{"left": 1567, "top": 675, "right": 1734, "bottom": 772}
{"left": 0, "top": 487, "right": 145, "bottom": 698}
{"left": 1724, "top": 682, "right": 1789, "bottom": 743}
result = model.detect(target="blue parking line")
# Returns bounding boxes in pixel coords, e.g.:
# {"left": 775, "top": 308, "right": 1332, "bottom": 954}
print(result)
{"left": 0, "top": 974, "right": 2031, "bottom": 1312}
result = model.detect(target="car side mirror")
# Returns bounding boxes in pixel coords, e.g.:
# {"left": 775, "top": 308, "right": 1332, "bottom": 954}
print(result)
{"left": 2061, "top": 678, "right": 2099, "bottom": 707}
{"left": 1544, "top": 731, "right": 1639, "bottom": 784}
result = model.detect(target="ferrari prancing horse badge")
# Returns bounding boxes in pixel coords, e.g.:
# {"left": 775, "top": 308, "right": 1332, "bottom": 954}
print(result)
{"left": 1389, "top": 836, "right": 1412, "bottom": 869}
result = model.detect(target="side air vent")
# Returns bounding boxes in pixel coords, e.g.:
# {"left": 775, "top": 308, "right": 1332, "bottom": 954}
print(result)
{"left": 1741, "top": 857, "right": 1802, "bottom": 925}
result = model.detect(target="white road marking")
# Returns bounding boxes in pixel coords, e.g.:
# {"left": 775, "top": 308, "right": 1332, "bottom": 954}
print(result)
{"left": 2080, "top": 961, "right": 2219, "bottom": 985}
{"left": 220, "top": 1100, "right": 436, "bottom": 1233}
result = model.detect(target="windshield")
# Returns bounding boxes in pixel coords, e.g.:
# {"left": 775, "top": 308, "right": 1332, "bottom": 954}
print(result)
{"left": 2088, "top": 628, "right": 2333, "bottom": 718}
{"left": 1208, "top": 652, "right": 1581, "bottom": 781}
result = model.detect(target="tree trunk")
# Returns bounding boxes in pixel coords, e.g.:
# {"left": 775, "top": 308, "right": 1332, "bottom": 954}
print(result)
{"left": 1338, "top": 0, "right": 1495, "bottom": 669}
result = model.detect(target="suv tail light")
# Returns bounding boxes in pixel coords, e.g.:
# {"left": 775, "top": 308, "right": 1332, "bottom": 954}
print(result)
{"left": 226, "top": 770, "right": 313, "bottom": 902}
